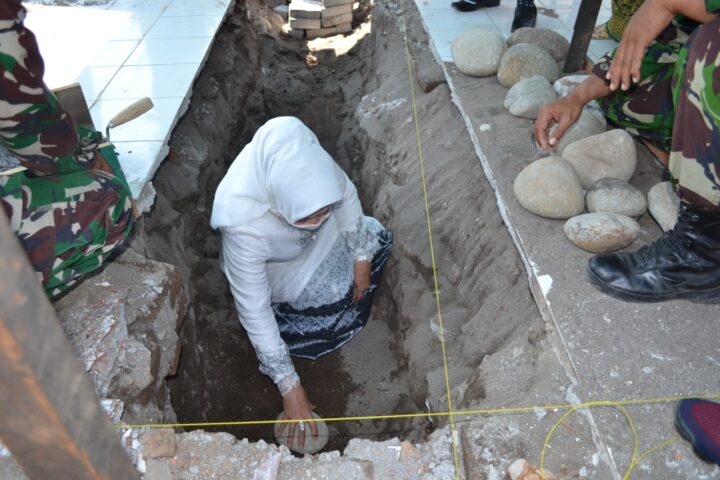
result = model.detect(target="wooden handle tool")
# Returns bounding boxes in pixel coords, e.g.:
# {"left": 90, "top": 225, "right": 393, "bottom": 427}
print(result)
{"left": 105, "top": 97, "right": 154, "bottom": 140}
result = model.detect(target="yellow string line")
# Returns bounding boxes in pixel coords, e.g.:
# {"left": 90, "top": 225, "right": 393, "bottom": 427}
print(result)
{"left": 395, "top": 0, "right": 461, "bottom": 478}
{"left": 538, "top": 400, "right": 686, "bottom": 480}
{"left": 116, "top": 392, "right": 720, "bottom": 429}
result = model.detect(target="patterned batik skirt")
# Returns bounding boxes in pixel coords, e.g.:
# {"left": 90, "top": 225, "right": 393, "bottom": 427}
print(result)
{"left": 272, "top": 217, "right": 392, "bottom": 360}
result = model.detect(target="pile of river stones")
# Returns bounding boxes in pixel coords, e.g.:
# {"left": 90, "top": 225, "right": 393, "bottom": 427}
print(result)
{"left": 451, "top": 27, "right": 681, "bottom": 253}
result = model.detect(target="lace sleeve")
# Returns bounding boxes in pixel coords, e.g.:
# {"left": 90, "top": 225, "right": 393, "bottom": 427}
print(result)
{"left": 343, "top": 217, "right": 382, "bottom": 262}
{"left": 257, "top": 343, "right": 300, "bottom": 396}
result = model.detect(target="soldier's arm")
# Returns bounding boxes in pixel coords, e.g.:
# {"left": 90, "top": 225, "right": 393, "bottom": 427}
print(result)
{"left": 0, "top": 0, "right": 92, "bottom": 176}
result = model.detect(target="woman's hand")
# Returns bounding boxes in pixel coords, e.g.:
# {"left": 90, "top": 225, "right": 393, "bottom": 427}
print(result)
{"left": 353, "top": 260, "right": 371, "bottom": 302}
{"left": 606, "top": 0, "right": 674, "bottom": 92}
{"left": 278, "top": 383, "right": 317, "bottom": 450}
{"left": 534, "top": 95, "right": 584, "bottom": 150}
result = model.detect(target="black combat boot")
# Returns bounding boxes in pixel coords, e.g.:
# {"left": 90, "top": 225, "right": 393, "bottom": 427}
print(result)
{"left": 511, "top": 0, "right": 537, "bottom": 31}
{"left": 587, "top": 202, "right": 720, "bottom": 303}
{"left": 451, "top": 0, "right": 500, "bottom": 12}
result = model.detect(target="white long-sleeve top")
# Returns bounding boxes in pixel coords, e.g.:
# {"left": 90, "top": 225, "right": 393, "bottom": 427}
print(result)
{"left": 218, "top": 165, "right": 380, "bottom": 394}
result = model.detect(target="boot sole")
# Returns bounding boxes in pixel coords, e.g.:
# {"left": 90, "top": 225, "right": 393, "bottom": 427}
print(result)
{"left": 674, "top": 403, "right": 719, "bottom": 464}
{"left": 451, "top": 0, "right": 500, "bottom": 11}
{"left": 586, "top": 266, "right": 720, "bottom": 304}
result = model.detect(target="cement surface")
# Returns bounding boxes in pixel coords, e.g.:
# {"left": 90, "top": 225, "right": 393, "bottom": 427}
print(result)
{"left": 441, "top": 64, "right": 720, "bottom": 478}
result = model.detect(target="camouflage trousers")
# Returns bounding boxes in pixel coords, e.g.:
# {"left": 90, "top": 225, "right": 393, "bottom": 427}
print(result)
{"left": 594, "top": 16, "right": 720, "bottom": 210}
{"left": 0, "top": 1, "right": 133, "bottom": 297}
{"left": 0, "top": 140, "right": 133, "bottom": 298}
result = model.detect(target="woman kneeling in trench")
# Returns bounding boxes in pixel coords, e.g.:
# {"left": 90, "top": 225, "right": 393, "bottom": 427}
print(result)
{"left": 210, "top": 116, "right": 392, "bottom": 450}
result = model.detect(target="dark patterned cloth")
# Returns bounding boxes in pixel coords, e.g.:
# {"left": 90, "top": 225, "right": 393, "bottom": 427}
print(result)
{"left": 592, "top": 5, "right": 719, "bottom": 211}
{"left": 272, "top": 229, "right": 393, "bottom": 360}
{"left": 0, "top": 0, "right": 133, "bottom": 297}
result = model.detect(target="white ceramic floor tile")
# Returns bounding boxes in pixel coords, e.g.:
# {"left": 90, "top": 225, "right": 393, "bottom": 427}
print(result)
{"left": 486, "top": 5, "right": 517, "bottom": 35}
{"left": 535, "top": 11, "right": 568, "bottom": 30}
{"left": 109, "top": 0, "right": 173, "bottom": 18}
{"left": 420, "top": 9, "right": 496, "bottom": 31}
{"left": 91, "top": 97, "right": 184, "bottom": 142}
{"left": 162, "top": 0, "right": 232, "bottom": 17}
{"left": 415, "top": 0, "right": 455, "bottom": 12}
{"left": 553, "top": 6, "right": 610, "bottom": 30}
{"left": 126, "top": 37, "right": 213, "bottom": 65}
{"left": 100, "top": 64, "right": 199, "bottom": 99}
{"left": 112, "top": 141, "right": 167, "bottom": 197}
{"left": 427, "top": 29, "right": 464, "bottom": 61}
{"left": 536, "top": 0, "right": 584, "bottom": 9}
{"left": 146, "top": 15, "right": 224, "bottom": 38}
{"left": 75, "top": 66, "right": 120, "bottom": 104}
{"left": 89, "top": 40, "right": 140, "bottom": 67}
{"left": 589, "top": 38, "right": 616, "bottom": 56}
{"left": 109, "top": 17, "right": 157, "bottom": 40}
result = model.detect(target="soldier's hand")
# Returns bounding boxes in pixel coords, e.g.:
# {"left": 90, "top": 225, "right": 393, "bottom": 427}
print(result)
{"left": 607, "top": 0, "right": 673, "bottom": 92}
{"left": 534, "top": 96, "right": 583, "bottom": 150}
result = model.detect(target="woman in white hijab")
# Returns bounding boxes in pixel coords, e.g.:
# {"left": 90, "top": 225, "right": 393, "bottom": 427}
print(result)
{"left": 211, "top": 117, "right": 392, "bottom": 450}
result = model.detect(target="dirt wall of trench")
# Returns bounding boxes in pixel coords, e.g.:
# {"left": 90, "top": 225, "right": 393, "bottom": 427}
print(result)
{"left": 134, "top": 0, "right": 549, "bottom": 445}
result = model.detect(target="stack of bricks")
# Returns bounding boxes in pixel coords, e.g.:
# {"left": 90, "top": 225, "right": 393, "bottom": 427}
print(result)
{"left": 288, "top": 0, "right": 354, "bottom": 39}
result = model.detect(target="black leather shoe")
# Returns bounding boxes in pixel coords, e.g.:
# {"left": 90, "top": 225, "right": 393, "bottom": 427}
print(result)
{"left": 511, "top": 4, "right": 537, "bottom": 31}
{"left": 587, "top": 202, "right": 720, "bottom": 303}
{"left": 451, "top": 0, "right": 500, "bottom": 12}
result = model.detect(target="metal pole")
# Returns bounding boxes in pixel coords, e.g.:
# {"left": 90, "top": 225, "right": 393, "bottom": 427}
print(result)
{"left": 564, "top": 0, "right": 603, "bottom": 73}
{"left": 0, "top": 212, "right": 139, "bottom": 480}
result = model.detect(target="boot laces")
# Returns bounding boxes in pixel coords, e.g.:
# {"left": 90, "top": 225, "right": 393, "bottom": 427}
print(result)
{"left": 635, "top": 209, "right": 696, "bottom": 269}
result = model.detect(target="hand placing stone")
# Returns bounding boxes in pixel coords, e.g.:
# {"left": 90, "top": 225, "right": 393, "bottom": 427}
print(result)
{"left": 452, "top": 29, "right": 507, "bottom": 77}
{"left": 497, "top": 43, "right": 560, "bottom": 89}
{"left": 504, "top": 75, "right": 557, "bottom": 119}
{"left": 562, "top": 129, "right": 637, "bottom": 188}
{"left": 513, "top": 156, "right": 585, "bottom": 219}
{"left": 548, "top": 109, "right": 606, "bottom": 155}
{"left": 586, "top": 178, "right": 647, "bottom": 217}
{"left": 564, "top": 212, "right": 639, "bottom": 252}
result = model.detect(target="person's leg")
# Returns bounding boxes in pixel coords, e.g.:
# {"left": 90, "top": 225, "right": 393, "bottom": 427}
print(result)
{"left": 512, "top": 0, "right": 536, "bottom": 32}
{"left": 606, "top": 0, "right": 646, "bottom": 41}
{"left": 1, "top": 168, "right": 133, "bottom": 297}
{"left": 587, "top": 18, "right": 720, "bottom": 303}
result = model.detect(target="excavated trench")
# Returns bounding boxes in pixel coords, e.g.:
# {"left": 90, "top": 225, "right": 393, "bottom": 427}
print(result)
{"left": 141, "top": 0, "right": 427, "bottom": 452}
{"left": 139, "top": 0, "right": 544, "bottom": 454}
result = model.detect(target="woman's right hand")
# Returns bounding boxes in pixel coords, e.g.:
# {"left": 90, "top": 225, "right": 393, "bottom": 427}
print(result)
{"left": 534, "top": 95, "right": 584, "bottom": 151}
{"left": 278, "top": 382, "right": 317, "bottom": 450}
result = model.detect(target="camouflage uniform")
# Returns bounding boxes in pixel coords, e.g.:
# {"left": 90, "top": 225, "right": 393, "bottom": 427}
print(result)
{"left": 0, "top": 0, "right": 133, "bottom": 297}
{"left": 592, "top": 0, "right": 720, "bottom": 211}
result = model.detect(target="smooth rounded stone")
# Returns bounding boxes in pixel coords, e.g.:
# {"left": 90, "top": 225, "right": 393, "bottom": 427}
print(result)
{"left": 274, "top": 412, "right": 329, "bottom": 454}
{"left": 504, "top": 75, "right": 557, "bottom": 119}
{"left": 586, "top": 178, "right": 647, "bottom": 217}
{"left": 451, "top": 29, "right": 507, "bottom": 77}
{"left": 513, "top": 156, "right": 585, "bottom": 219}
{"left": 648, "top": 181, "right": 680, "bottom": 231}
{"left": 564, "top": 213, "right": 640, "bottom": 252}
{"left": 562, "top": 129, "right": 637, "bottom": 188}
{"left": 550, "top": 109, "right": 606, "bottom": 155}
{"left": 507, "top": 27, "right": 570, "bottom": 63}
{"left": 497, "top": 43, "right": 560, "bottom": 88}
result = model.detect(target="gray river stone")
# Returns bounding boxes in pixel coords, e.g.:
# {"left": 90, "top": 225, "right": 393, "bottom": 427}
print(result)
{"left": 504, "top": 74, "right": 557, "bottom": 119}
{"left": 550, "top": 109, "right": 607, "bottom": 155}
{"left": 564, "top": 212, "right": 640, "bottom": 253}
{"left": 562, "top": 129, "right": 637, "bottom": 188}
{"left": 507, "top": 27, "right": 570, "bottom": 63}
{"left": 513, "top": 156, "right": 585, "bottom": 219}
{"left": 586, "top": 178, "right": 647, "bottom": 217}
{"left": 497, "top": 43, "right": 560, "bottom": 88}
{"left": 452, "top": 29, "right": 507, "bottom": 77}
{"left": 648, "top": 181, "right": 680, "bottom": 231}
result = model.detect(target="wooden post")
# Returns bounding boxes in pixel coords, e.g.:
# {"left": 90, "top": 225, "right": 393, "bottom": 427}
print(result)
{"left": 0, "top": 213, "right": 139, "bottom": 480}
{"left": 564, "top": 0, "right": 603, "bottom": 73}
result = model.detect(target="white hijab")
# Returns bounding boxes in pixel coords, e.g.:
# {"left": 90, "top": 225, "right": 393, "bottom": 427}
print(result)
{"left": 211, "top": 117, "right": 343, "bottom": 229}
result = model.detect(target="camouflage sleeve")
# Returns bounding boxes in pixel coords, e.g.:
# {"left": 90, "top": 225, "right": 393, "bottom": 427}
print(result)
{"left": 707, "top": 0, "right": 720, "bottom": 14}
{"left": 0, "top": 0, "right": 92, "bottom": 175}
